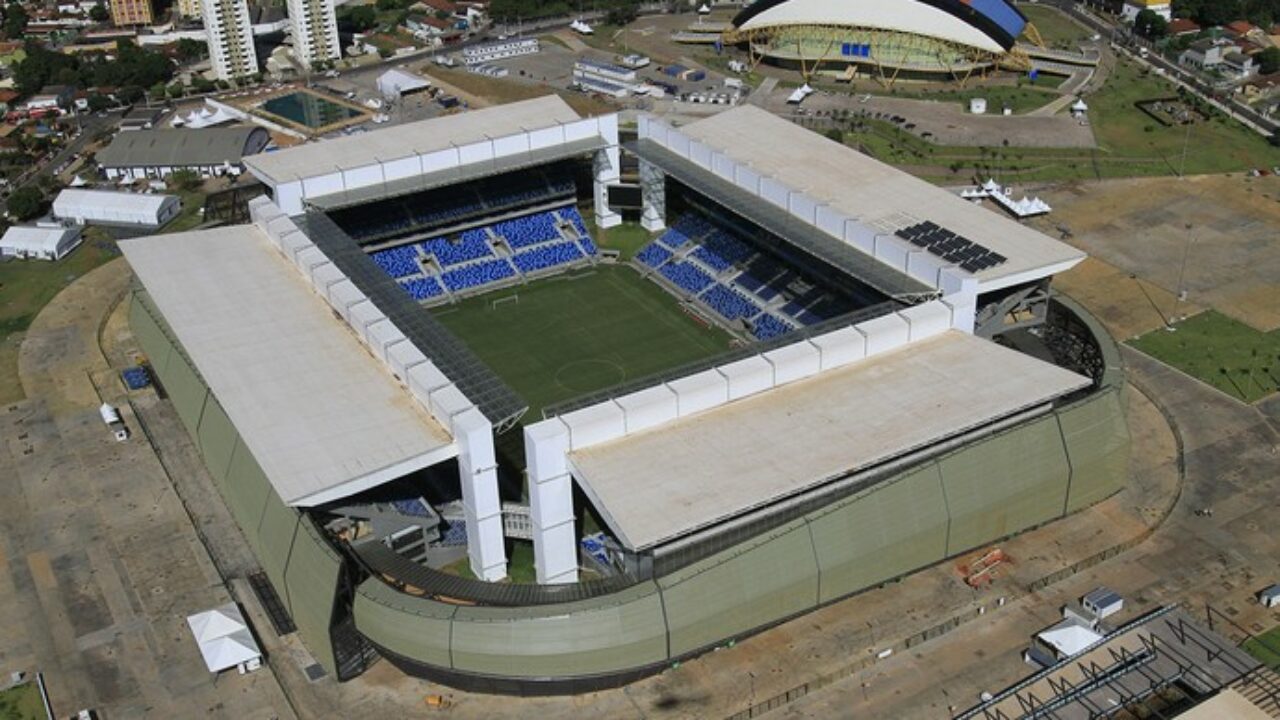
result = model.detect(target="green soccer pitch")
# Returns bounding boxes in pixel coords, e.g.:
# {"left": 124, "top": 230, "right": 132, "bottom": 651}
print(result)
{"left": 431, "top": 265, "right": 735, "bottom": 418}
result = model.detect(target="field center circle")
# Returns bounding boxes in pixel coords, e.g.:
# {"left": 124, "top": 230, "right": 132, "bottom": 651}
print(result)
{"left": 555, "top": 359, "right": 627, "bottom": 393}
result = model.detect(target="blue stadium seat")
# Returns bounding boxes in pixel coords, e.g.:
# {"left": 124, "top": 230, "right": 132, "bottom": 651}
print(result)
{"left": 701, "top": 283, "right": 761, "bottom": 321}
{"left": 659, "top": 261, "right": 714, "bottom": 294}
{"left": 751, "top": 314, "right": 794, "bottom": 341}
{"left": 421, "top": 231, "right": 494, "bottom": 267}
{"left": 398, "top": 276, "right": 444, "bottom": 300}
{"left": 441, "top": 258, "right": 516, "bottom": 292}
{"left": 513, "top": 241, "right": 584, "bottom": 274}
{"left": 369, "top": 244, "right": 421, "bottom": 278}
{"left": 492, "top": 211, "right": 562, "bottom": 249}
{"left": 392, "top": 498, "right": 433, "bottom": 517}
{"left": 635, "top": 242, "right": 673, "bottom": 268}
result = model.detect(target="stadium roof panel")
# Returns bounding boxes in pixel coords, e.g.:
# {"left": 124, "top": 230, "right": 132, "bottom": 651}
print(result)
{"left": 121, "top": 226, "right": 458, "bottom": 507}
{"left": 675, "top": 106, "right": 1085, "bottom": 292}
{"left": 568, "top": 331, "right": 1089, "bottom": 550}
{"left": 243, "top": 95, "right": 582, "bottom": 184}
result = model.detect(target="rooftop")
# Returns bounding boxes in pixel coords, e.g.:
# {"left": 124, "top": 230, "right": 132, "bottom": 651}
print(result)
{"left": 568, "top": 330, "right": 1089, "bottom": 550}
{"left": 243, "top": 95, "right": 580, "bottom": 184}
{"left": 96, "top": 126, "right": 268, "bottom": 168}
{"left": 121, "top": 225, "right": 457, "bottom": 507}
{"left": 675, "top": 106, "right": 1084, "bottom": 292}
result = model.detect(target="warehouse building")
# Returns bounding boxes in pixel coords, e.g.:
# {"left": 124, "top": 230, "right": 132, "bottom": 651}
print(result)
{"left": 96, "top": 127, "right": 270, "bottom": 181}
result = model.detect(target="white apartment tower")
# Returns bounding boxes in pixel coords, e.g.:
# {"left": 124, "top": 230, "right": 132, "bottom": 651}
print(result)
{"left": 287, "top": 0, "right": 341, "bottom": 69}
{"left": 202, "top": 0, "right": 259, "bottom": 81}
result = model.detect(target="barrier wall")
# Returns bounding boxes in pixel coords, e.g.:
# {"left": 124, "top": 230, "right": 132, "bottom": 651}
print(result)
{"left": 132, "top": 286, "right": 1130, "bottom": 693}
{"left": 130, "top": 293, "right": 344, "bottom": 677}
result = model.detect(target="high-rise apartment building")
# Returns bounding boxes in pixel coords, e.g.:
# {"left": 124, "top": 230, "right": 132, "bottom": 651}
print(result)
{"left": 286, "top": 0, "right": 341, "bottom": 69}
{"left": 201, "top": 0, "right": 259, "bottom": 81}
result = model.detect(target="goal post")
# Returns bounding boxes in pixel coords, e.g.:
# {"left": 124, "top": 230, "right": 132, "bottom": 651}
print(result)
{"left": 491, "top": 294, "right": 519, "bottom": 310}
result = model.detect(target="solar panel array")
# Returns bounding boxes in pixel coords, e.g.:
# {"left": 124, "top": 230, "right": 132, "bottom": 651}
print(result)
{"left": 895, "top": 221, "right": 1007, "bottom": 275}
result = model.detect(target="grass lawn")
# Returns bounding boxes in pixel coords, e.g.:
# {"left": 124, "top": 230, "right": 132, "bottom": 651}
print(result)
{"left": 443, "top": 540, "right": 538, "bottom": 582}
{"left": 1019, "top": 4, "right": 1093, "bottom": 48}
{"left": 591, "top": 220, "right": 653, "bottom": 261}
{"left": 0, "top": 682, "right": 45, "bottom": 720}
{"left": 0, "top": 232, "right": 119, "bottom": 404}
{"left": 1128, "top": 311, "right": 1280, "bottom": 403}
{"left": 164, "top": 192, "right": 207, "bottom": 232}
{"left": 431, "top": 264, "right": 733, "bottom": 417}
{"left": 1244, "top": 625, "right": 1280, "bottom": 671}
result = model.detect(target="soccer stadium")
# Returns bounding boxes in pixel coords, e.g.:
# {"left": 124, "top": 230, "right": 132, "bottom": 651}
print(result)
{"left": 722, "top": 0, "right": 1037, "bottom": 80}
{"left": 120, "top": 96, "right": 1129, "bottom": 693}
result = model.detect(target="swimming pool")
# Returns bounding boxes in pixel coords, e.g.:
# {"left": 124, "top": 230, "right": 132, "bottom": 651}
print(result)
{"left": 258, "top": 91, "right": 365, "bottom": 129}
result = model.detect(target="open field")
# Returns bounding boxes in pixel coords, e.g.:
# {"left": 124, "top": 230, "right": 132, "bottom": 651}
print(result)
{"left": 1244, "top": 625, "right": 1280, "bottom": 671}
{"left": 1019, "top": 4, "right": 1093, "bottom": 49}
{"left": 0, "top": 234, "right": 118, "bottom": 404}
{"left": 431, "top": 264, "right": 733, "bottom": 417}
{"left": 1034, "top": 174, "right": 1280, "bottom": 331}
{"left": 1128, "top": 311, "right": 1280, "bottom": 403}
{"left": 424, "top": 66, "right": 617, "bottom": 117}
{"left": 0, "top": 683, "right": 44, "bottom": 720}
{"left": 843, "top": 57, "right": 1280, "bottom": 181}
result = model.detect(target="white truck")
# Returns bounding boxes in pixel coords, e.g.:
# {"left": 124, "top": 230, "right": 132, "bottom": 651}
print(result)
{"left": 99, "top": 403, "right": 129, "bottom": 442}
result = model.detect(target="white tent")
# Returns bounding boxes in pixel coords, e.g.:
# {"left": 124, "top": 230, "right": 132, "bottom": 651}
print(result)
{"left": 1036, "top": 617, "right": 1102, "bottom": 660}
{"left": 377, "top": 68, "right": 431, "bottom": 99}
{"left": 0, "top": 224, "right": 83, "bottom": 261}
{"left": 786, "top": 83, "right": 814, "bottom": 104}
{"left": 186, "top": 603, "right": 262, "bottom": 674}
{"left": 53, "top": 189, "right": 182, "bottom": 228}
{"left": 171, "top": 104, "right": 239, "bottom": 129}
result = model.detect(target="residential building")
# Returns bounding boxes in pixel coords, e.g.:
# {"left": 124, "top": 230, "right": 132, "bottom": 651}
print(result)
{"left": 1121, "top": 0, "right": 1171, "bottom": 23}
{"left": 1223, "top": 50, "right": 1257, "bottom": 79}
{"left": 110, "top": 0, "right": 154, "bottom": 26}
{"left": 22, "top": 85, "right": 74, "bottom": 116}
{"left": 1180, "top": 38, "right": 1238, "bottom": 71}
{"left": 176, "top": 0, "right": 201, "bottom": 19}
{"left": 95, "top": 126, "right": 270, "bottom": 180}
{"left": 403, "top": 12, "right": 451, "bottom": 38}
{"left": 286, "top": 0, "right": 340, "bottom": 69}
{"left": 1167, "top": 18, "right": 1200, "bottom": 36}
{"left": 202, "top": 0, "right": 259, "bottom": 80}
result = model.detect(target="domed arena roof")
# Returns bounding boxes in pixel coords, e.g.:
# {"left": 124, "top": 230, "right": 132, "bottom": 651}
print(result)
{"left": 731, "top": 0, "right": 1027, "bottom": 53}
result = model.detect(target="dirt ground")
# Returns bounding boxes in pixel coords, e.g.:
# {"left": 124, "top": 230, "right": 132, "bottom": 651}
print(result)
{"left": 1033, "top": 174, "right": 1280, "bottom": 332}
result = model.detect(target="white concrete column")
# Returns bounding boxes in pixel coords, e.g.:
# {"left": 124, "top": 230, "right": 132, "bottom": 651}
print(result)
{"left": 639, "top": 159, "right": 666, "bottom": 233}
{"left": 453, "top": 408, "right": 508, "bottom": 581}
{"left": 592, "top": 146, "right": 622, "bottom": 230}
{"left": 524, "top": 420, "right": 579, "bottom": 584}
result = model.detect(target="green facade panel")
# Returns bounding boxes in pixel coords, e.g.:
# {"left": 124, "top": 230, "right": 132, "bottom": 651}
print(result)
{"left": 128, "top": 296, "right": 173, "bottom": 379}
{"left": 941, "top": 415, "right": 1071, "bottom": 555}
{"left": 1059, "top": 389, "right": 1129, "bottom": 513}
{"left": 808, "top": 465, "right": 949, "bottom": 603}
{"left": 162, "top": 347, "right": 208, "bottom": 439}
{"left": 659, "top": 520, "right": 819, "bottom": 657}
{"left": 285, "top": 520, "right": 343, "bottom": 676}
{"left": 196, "top": 397, "right": 238, "bottom": 487}
{"left": 354, "top": 579, "right": 457, "bottom": 668}
{"left": 451, "top": 582, "right": 668, "bottom": 677}
{"left": 257, "top": 491, "right": 301, "bottom": 607}
{"left": 223, "top": 441, "right": 273, "bottom": 558}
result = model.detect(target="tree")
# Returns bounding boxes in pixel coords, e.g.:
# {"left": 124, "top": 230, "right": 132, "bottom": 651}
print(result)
{"left": 341, "top": 5, "right": 377, "bottom": 32}
{"left": 169, "top": 169, "right": 201, "bottom": 191}
{"left": 86, "top": 93, "right": 111, "bottom": 112}
{"left": 1134, "top": 9, "right": 1168, "bottom": 39}
{"left": 3, "top": 2, "right": 29, "bottom": 40}
{"left": 1259, "top": 47, "right": 1280, "bottom": 75}
{"left": 89, "top": 2, "right": 108, "bottom": 22}
{"left": 7, "top": 186, "right": 44, "bottom": 221}
{"left": 175, "top": 38, "right": 208, "bottom": 62}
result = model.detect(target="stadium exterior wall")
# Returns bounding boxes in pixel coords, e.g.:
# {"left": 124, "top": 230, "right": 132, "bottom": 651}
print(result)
{"left": 129, "top": 291, "right": 345, "bottom": 679}
{"left": 129, "top": 288, "right": 1128, "bottom": 693}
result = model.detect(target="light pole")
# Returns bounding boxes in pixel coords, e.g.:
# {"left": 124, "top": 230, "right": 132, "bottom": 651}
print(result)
{"left": 1174, "top": 222, "right": 1193, "bottom": 323}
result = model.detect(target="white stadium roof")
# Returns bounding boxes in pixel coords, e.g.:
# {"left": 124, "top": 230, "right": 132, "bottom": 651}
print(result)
{"left": 243, "top": 95, "right": 581, "bottom": 184}
{"left": 568, "top": 331, "right": 1089, "bottom": 550}
{"left": 735, "top": 0, "right": 1006, "bottom": 54}
{"left": 121, "top": 226, "right": 456, "bottom": 506}
{"left": 676, "top": 106, "right": 1084, "bottom": 291}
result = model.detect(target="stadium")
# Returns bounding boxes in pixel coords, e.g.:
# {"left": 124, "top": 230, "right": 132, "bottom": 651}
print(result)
{"left": 722, "top": 0, "right": 1038, "bottom": 80}
{"left": 120, "top": 96, "right": 1129, "bottom": 693}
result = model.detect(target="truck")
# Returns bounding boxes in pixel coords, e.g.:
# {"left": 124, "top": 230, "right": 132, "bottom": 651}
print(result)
{"left": 99, "top": 403, "right": 129, "bottom": 442}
